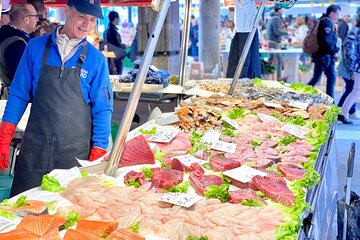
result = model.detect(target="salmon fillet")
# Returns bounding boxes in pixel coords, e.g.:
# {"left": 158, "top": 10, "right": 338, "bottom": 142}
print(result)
{"left": 63, "top": 229, "right": 102, "bottom": 240}
{"left": 106, "top": 229, "right": 145, "bottom": 240}
{"left": 0, "top": 228, "right": 38, "bottom": 240}
{"left": 0, "top": 200, "right": 48, "bottom": 217}
{"left": 76, "top": 219, "right": 118, "bottom": 237}
{"left": 17, "top": 214, "right": 66, "bottom": 236}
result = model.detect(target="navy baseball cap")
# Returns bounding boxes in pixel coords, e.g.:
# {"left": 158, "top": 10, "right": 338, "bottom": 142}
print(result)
{"left": 67, "top": 0, "right": 103, "bottom": 19}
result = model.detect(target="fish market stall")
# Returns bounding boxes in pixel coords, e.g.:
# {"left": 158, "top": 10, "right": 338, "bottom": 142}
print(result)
{"left": 0, "top": 77, "right": 340, "bottom": 240}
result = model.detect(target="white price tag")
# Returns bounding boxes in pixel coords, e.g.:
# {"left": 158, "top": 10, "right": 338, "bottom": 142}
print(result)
{"left": 159, "top": 193, "right": 203, "bottom": 208}
{"left": 0, "top": 216, "right": 14, "bottom": 231}
{"left": 211, "top": 140, "right": 237, "bottom": 154}
{"left": 172, "top": 155, "right": 204, "bottom": 167}
{"left": 156, "top": 113, "right": 180, "bottom": 125}
{"left": 281, "top": 124, "right": 306, "bottom": 138}
{"left": 51, "top": 167, "right": 82, "bottom": 188}
{"left": 263, "top": 101, "right": 283, "bottom": 109}
{"left": 201, "top": 130, "right": 221, "bottom": 144}
{"left": 148, "top": 127, "right": 181, "bottom": 143}
{"left": 222, "top": 114, "right": 239, "bottom": 130}
{"left": 257, "top": 113, "right": 277, "bottom": 122}
{"left": 223, "top": 166, "right": 268, "bottom": 183}
{"left": 289, "top": 101, "right": 309, "bottom": 110}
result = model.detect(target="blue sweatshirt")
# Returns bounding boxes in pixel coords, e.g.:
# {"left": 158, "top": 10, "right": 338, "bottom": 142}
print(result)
{"left": 3, "top": 30, "right": 113, "bottom": 149}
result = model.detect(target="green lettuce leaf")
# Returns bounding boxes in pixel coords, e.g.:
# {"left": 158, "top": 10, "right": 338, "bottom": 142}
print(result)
{"left": 202, "top": 162, "right": 211, "bottom": 170}
{"left": 60, "top": 210, "right": 80, "bottom": 230}
{"left": 253, "top": 77, "right": 265, "bottom": 87}
{"left": 286, "top": 116, "right": 306, "bottom": 126}
{"left": 139, "top": 127, "right": 157, "bottom": 135}
{"left": 125, "top": 178, "right": 141, "bottom": 188}
{"left": 46, "top": 200, "right": 58, "bottom": 211}
{"left": 80, "top": 170, "right": 88, "bottom": 178}
{"left": 129, "top": 222, "right": 139, "bottom": 233}
{"left": 278, "top": 136, "right": 297, "bottom": 146}
{"left": 187, "top": 236, "right": 208, "bottom": 240}
{"left": 288, "top": 82, "right": 318, "bottom": 95}
{"left": 163, "top": 181, "right": 190, "bottom": 193}
{"left": 41, "top": 174, "right": 64, "bottom": 192}
{"left": 251, "top": 140, "right": 263, "bottom": 147}
{"left": 2, "top": 195, "right": 28, "bottom": 208}
{"left": 324, "top": 105, "right": 342, "bottom": 123}
{"left": 225, "top": 108, "right": 245, "bottom": 119}
{"left": 204, "top": 184, "right": 230, "bottom": 203}
{"left": 154, "top": 152, "right": 171, "bottom": 169}
{"left": 0, "top": 209, "right": 14, "bottom": 220}
{"left": 241, "top": 199, "right": 265, "bottom": 207}
{"left": 141, "top": 167, "right": 153, "bottom": 180}
{"left": 189, "top": 131, "right": 202, "bottom": 146}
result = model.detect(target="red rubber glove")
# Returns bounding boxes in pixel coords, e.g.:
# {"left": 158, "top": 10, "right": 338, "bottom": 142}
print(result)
{"left": 89, "top": 147, "right": 107, "bottom": 161}
{"left": 0, "top": 122, "right": 16, "bottom": 170}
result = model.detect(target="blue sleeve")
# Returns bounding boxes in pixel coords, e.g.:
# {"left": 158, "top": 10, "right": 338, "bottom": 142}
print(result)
{"left": 89, "top": 55, "right": 113, "bottom": 149}
{"left": 3, "top": 44, "right": 33, "bottom": 125}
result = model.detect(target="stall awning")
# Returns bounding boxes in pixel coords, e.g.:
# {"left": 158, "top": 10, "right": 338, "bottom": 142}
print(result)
{"left": 10, "top": 0, "right": 152, "bottom": 7}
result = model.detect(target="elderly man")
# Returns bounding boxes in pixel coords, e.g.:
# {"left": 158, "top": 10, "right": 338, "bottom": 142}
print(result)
{"left": 0, "top": 3, "right": 37, "bottom": 99}
{"left": 0, "top": 0, "right": 113, "bottom": 196}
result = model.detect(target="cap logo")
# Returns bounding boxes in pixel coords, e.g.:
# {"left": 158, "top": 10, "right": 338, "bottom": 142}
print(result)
{"left": 89, "top": 0, "right": 94, "bottom": 4}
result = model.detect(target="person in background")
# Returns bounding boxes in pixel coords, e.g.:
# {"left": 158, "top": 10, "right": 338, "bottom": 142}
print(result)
{"left": 0, "top": 0, "right": 113, "bottom": 196}
{"left": 338, "top": 13, "right": 360, "bottom": 124}
{"left": 338, "top": 14, "right": 350, "bottom": 42}
{"left": 0, "top": 8, "right": 11, "bottom": 27}
{"left": 27, "top": 0, "right": 58, "bottom": 37}
{"left": 305, "top": 16, "right": 317, "bottom": 31}
{"left": 226, "top": 0, "right": 261, "bottom": 79}
{"left": 0, "top": 3, "right": 37, "bottom": 99}
{"left": 224, "top": 20, "right": 235, "bottom": 52}
{"left": 104, "top": 11, "right": 126, "bottom": 75}
{"left": 266, "top": 7, "right": 288, "bottom": 81}
{"left": 189, "top": 18, "right": 199, "bottom": 61}
{"left": 294, "top": 17, "right": 308, "bottom": 42}
{"left": 307, "top": 4, "right": 341, "bottom": 99}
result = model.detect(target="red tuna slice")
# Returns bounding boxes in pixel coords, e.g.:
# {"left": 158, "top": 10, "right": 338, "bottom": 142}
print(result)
{"left": 252, "top": 175, "right": 295, "bottom": 206}
{"left": 155, "top": 132, "right": 192, "bottom": 154}
{"left": 247, "top": 158, "right": 275, "bottom": 169}
{"left": 189, "top": 172, "right": 224, "bottom": 195}
{"left": 229, "top": 189, "right": 267, "bottom": 205}
{"left": 190, "top": 162, "right": 205, "bottom": 175}
{"left": 288, "top": 141, "right": 313, "bottom": 150}
{"left": 123, "top": 171, "right": 147, "bottom": 185}
{"left": 150, "top": 168, "right": 183, "bottom": 190}
{"left": 277, "top": 165, "right": 305, "bottom": 181}
{"left": 209, "top": 155, "right": 241, "bottom": 172}
{"left": 119, "top": 135, "right": 155, "bottom": 167}
{"left": 194, "top": 149, "right": 208, "bottom": 160}
{"left": 170, "top": 158, "right": 191, "bottom": 172}
{"left": 281, "top": 155, "right": 308, "bottom": 164}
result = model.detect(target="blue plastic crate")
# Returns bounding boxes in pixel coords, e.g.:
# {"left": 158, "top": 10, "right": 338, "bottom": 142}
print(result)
{"left": 0, "top": 176, "right": 13, "bottom": 202}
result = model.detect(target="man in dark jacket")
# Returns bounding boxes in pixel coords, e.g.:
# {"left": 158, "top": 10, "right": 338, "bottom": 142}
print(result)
{"left": 307, "top": 4, "right": 341, "bottom": 99}
{"left": 266, "top": 7, "right": 288, "bottom": 81}
{"left": 104, "top": 11, "right": 126, "bottom": 75}
{"left": 0, "top": 3, "right": 37, "bottom": 99}
{"left": 27, "top": 0, "right": 58, "bottom": 37}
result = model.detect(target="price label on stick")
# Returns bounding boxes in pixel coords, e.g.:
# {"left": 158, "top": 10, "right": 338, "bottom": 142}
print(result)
{"left": 159, "top": 193, "right": 203, "bottom": 208}
{"left": 211, "top": 140, "right": 237, "bottom": 154}
{"left": 289, "top": 101, "right": 309, "bottom": 110}
{"left": 148, "top": 127, "right": 180, "bottom": 143}
{"left": 222, "top": 113, "right": 240, "bottom": 130}
{"left": 257, "top": 113, "right": 277, "bottom": 122}
{"left": 281, "top": 124, "right": 306, "bottom": 138}
{"left": 172, "top": 155, "right": 205, "bottom": 167}
{"left": 201, "top": 130, "right": 221, "bottom": 144}
{"left": 223, "top": 166, "right": 268, "bottom": 183}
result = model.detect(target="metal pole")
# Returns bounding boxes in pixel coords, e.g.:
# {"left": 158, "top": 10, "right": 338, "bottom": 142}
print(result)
{"left": 179, "top": 0, "right": 192, "bottom": 87}
{"left": 343, "top": 143, "right": 356, "bottom": 240}
{"left": 228, "top": 2, "right": 265, "bottom": 95}
{"left": 105, "top": 0, "right": 172, "bottom": 176}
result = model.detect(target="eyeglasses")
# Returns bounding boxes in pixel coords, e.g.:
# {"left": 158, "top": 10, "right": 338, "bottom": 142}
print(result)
{"left": 26, "top": 14, "right": 39, "bottom": 19}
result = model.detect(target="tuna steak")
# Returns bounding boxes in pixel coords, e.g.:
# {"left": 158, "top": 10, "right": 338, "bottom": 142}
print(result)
{"left": 119, "top": 135, "right": 155, "bottom": 167}
{"left": 252, "top": 175, "right": 295, "bottom": 206}
{"left": 123, "top": 171, "right": 147, "bottom": 185}
{"left": 209, "top": 155, "right": 241, "bottom": 172}
{"left": 189, "top": 171, "right": 224, "bottom": 195}
{"left": 229, "top": 189, "right": 267, "bottom": 205}
{"left": 277, "top": 165, "right": 305, "bottom": 181}
{"left": 150, "top": 168, "right": 184, "bottom": 190}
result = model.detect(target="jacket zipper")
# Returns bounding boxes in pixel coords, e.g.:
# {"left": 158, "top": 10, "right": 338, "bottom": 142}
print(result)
{"left": 59, "top": 64, "right": 64, "bottom": 78}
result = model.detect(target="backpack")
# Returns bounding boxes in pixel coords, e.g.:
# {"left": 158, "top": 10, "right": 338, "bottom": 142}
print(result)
{"left": 303, "top": 17, "right": 330, "bottom": 55}
{"left": 342, "top": 31, "right": 357, "bottom": 69}
{"left": 0, "top": 36, "right": 28, "bottom": 87}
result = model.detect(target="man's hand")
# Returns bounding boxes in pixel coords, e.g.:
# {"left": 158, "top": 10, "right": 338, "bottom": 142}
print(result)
{"left": 0, "top": 122, "right": 16, "bottom": 170}
{"left": 89, "top": 147, "right": 107, "bottom": 162}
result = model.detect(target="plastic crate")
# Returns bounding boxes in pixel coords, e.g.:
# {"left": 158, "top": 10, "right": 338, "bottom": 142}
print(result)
{"left": 0, "top": 176, "right": 13, "bottom": 202}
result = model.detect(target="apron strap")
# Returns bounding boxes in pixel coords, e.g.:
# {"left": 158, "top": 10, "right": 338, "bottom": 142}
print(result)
{"left": 41, "top": 36, "right": 52, "bottom": 66}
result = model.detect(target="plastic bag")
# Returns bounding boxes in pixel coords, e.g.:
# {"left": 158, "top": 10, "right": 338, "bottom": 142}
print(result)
{"left": 337, "top": 191, "right": 360, "bottom": 240}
